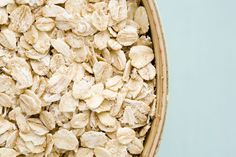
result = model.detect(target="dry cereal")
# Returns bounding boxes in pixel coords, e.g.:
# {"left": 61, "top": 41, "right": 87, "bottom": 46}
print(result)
{"left": 0, "top": 0, "right": 157, "bottom": 156}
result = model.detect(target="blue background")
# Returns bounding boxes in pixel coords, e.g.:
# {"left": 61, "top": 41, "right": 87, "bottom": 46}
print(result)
{"left": 156, "top": 0, "right": 236, "bottom": 157}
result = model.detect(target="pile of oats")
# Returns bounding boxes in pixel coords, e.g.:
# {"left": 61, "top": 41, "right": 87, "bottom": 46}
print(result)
{"left": 0, "top": 0, "right": 157, "bottom": 156}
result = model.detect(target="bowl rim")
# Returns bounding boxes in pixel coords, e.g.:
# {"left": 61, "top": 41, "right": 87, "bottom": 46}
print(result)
{"left": 141, "top": 0, "right": 169, "bottom": 157}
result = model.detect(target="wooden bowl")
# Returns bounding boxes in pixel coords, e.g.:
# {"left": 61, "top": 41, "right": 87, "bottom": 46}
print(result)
{"left": 141, "top": 0, "right": 168, "bottom": 157}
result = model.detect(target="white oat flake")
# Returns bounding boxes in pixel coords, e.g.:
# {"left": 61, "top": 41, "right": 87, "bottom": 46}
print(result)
{"left": 0, "top": 1, "right": 157, "bottom": 156}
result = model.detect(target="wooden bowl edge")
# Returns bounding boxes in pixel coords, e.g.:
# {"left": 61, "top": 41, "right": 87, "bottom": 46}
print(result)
{"left": 141, "top": 0, "right": 169, "bottom": 157}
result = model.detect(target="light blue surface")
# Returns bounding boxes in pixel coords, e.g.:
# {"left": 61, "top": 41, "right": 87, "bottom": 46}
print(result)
{"left": 156, "top": 0, "right": 236, "bottom": 157}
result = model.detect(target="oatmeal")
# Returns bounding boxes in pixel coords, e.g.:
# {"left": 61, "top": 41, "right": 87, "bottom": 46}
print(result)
{"left": 0, "top": 0, "right": 156, "bottom": 156}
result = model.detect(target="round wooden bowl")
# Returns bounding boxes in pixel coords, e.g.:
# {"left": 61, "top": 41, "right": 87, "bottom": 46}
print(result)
{"left": 141, "top": 0, "right": 168, "bottom": 157}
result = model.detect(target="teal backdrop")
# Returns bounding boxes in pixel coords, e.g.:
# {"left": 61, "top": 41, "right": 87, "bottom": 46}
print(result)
{"left": 156, "top": 0, "right": 236, "bottom": 157}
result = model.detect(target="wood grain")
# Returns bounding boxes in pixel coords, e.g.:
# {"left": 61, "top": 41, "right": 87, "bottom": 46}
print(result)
{"left": 141, "top": 0, "right": 168, "bottom": 157}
